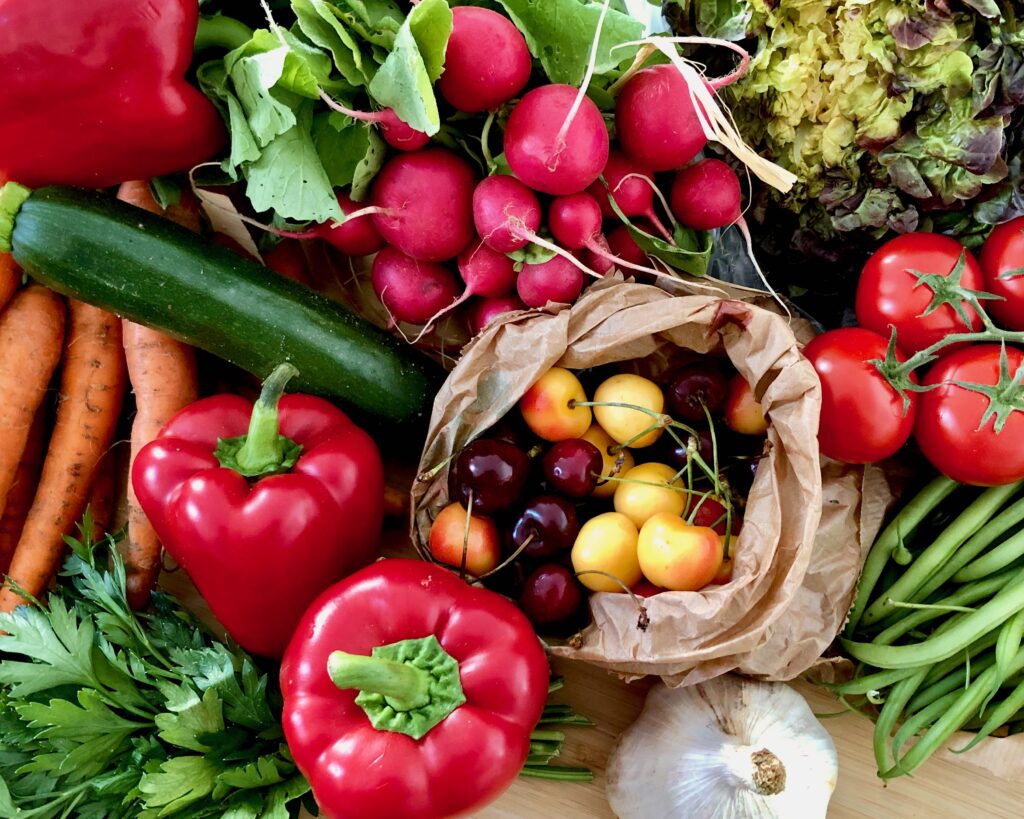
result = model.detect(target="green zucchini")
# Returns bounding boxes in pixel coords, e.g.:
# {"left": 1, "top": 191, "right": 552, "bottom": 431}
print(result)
{"left": 0, "top": 184, "right": 442, "bottom": 430}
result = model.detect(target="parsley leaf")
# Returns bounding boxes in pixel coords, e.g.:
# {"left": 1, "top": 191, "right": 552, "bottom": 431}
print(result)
{"left": 0, "top": 525, "right": 309, "bottom": 817}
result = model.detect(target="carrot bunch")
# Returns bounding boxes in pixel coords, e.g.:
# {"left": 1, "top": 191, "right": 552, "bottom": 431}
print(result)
{"left": 0, "top": 181, "right": 201, "bottom": 612}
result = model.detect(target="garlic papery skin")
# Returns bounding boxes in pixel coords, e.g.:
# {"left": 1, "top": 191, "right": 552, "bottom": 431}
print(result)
{"left": 606, "top": 675, "right": 838, "bottom": 819}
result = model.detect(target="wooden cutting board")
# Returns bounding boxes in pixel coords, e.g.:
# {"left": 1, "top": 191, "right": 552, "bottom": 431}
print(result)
{"left": 162, "top": 520, "right": 1022, "bottom": 819}
{"left": 476, "top": 659, "right": 1021, "bottom": 819}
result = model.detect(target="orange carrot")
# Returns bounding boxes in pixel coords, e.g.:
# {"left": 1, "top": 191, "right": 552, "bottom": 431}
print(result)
{"left": 0, "top": 286, "right": 65, "bottom": 519}
{"left": 115, "top": 179, "right": 202, "bottom": 232}
{"left": 85, "top": 448, "right": 119, "bottom": 544}
{"left": 0, "top": 410, "right": 47, "bottom": 574}
{"left": 117, "top": 180, "right": 200, "bottom": 608}
{"left": 0, "top": 300, "right": 126, "bottom": 611}
{"left": 122, "top": 321, "right": 197, "bottom": 608}
{"left": 0, "top": 251, "right": 20, "bottom": 313}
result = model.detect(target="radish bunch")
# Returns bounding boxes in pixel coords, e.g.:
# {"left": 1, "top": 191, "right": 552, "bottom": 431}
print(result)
{"left": 304, "top": 6, "right": 748, "bottom": 338}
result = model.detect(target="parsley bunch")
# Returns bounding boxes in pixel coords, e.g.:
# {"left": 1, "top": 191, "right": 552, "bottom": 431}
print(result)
{"left": 0, "top": 515, "right": 310, "bottom": 818}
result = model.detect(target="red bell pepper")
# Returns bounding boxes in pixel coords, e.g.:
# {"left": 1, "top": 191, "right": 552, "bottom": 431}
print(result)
{"left": 0, "top": 0, "right": 225, "bottom": 188}
{"left": 132, "top": 364, "right": 383, "bottom": 658}
{"left": 281, "top": 558, "right": 550, "bottom": 819}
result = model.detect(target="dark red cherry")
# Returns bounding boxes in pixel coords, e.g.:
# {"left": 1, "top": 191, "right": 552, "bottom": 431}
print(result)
{"left": 542, "top": 439, "right": 603, "bottom": 497}
{"left": 511, "top": 496, "right": 580, "bottom": 558}
{"left": 666, "top": 362, "right": 729, "bottom": 422}
{"left": 519, "top": 564, "right": 584, "bottom": 625}
{"left": 449, "top": 439, "right": 530, "bottom": 514}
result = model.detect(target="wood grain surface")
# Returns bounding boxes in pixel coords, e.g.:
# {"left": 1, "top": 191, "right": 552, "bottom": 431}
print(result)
{"left": 162, "top": 519, "right": 1021, "bottom": 819}
{"left": 476, "top": 659, "right": 1020, "bottom": 819}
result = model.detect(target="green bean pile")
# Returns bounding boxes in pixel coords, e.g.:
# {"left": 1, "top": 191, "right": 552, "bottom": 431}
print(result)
{"left": 835, "top": 475, "right": 1024, "bottom": 779}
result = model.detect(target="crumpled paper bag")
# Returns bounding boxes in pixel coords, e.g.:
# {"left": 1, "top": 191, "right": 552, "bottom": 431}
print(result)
{"left": 411, "top": 276, "right": 886, "bottom": 685}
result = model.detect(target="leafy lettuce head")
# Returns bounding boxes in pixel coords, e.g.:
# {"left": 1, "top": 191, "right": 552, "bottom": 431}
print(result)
{"left": 724, "top": 0, "right": 1020, "bottom": 234}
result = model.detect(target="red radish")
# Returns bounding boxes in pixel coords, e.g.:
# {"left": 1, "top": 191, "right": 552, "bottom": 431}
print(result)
{"left": 472, "top": 175, "right": 542, "bottom": 253}
{"left": 607, "top": 224, "right": 648, "bottom": 267}
{"left": 547, "top": 193, "right": 663, "bottom": 280}
{"left": 371, "top": 147, "right": 477, "bottom": 261}
{"left": 516, "top": 255, "right": 584, "bottom": 307}
{"left": 670, "top": 158, "right": 742, "bottom": 230}
{"left": 457, "top": 240, "right": 517, "bottom": 298}
{"left": 378, "top": 108, "right": 430, "bottom": 151}
{"left": 582, "top": 235, "right": 616, "bottom": 276}
{"left": 504, "top": 84, "right": 610, "bottom": 195}
{"left": 315, "top": 97, "right": 429, "bottom": 152}
{"left": 437, "top": 7, "right": 532, "bottom": 113}
{"left": 615, "top": 64, "right": 707, "bottom": 172}
{"left": 371, "top": 246, "right": 461, "bottom": 325}
{"left": 586, "top": 149, "right": 671, "bottom": 240}
{"left": 467, "top": 294, "right": 526, "bottom": 335}
{"left": 549, "top": 192, "right": 603, "bottom": 250}
{"left": 397, "top": 236, "right": 520, "bottom": 340}
{"left": 316, "top": 192, "right": 387, "bottom": 256}
{"left": 262, "top": 239, "right": 310, "bottom": 285}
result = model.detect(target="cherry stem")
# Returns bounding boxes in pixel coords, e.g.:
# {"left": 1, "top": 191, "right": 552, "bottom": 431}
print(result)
{"left": 594, "top": 473, "right": 707, "bottom": 496}
{"left": 418, "top": 450, "right": 458, "bottom": 482}
{"left": 460, "top": 489, "right": 474, "bottom": 581}
{"left": 477, "top": 533, "right": 534, "bottom": 580}
{"left": 573, "top": 570, "right": 650, "bottom": 630}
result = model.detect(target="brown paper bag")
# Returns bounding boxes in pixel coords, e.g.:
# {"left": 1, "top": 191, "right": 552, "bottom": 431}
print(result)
{"left": 411, "top": 276, "right": 882, "bottom": 685}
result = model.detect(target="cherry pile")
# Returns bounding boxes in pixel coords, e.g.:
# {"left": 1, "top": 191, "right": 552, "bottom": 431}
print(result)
{"left": 427, "top": 354, "right": 770, "bottom": 631}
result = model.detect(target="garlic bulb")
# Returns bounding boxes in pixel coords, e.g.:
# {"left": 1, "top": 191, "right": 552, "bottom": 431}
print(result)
{"left": 606, "top": 675, "right": 838, "bottom": 819}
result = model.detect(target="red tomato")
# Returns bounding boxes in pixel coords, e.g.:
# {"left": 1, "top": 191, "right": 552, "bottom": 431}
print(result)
{"left": 979, "top": 216, "right": 1024, "bottom": 331}
{"left": 856, "top": 233, "right": 984, "bottom": 355}
{"left": 803, "top": 328, "right": 918, "bottom": 464}
{"left": 914, "top": 344, "right": 1024, "bottom": 486}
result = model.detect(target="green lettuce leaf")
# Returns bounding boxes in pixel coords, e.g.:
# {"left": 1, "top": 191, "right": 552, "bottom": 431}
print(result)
{"left": 368, "top": 0, "right": 452, "bottom": 135}
{"left": 293, "top": 0, "right": 376, "bottom": 86}
{"left": 245, "top": 103, "right": 345, "bottom": 222}
{"left": 498, "top": 0, "right": 644, "bottom": 86}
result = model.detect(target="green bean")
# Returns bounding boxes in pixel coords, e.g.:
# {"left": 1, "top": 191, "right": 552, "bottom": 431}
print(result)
{"left": 906, "top": 492, "right": 1024, "bottom": 606}
{"left": 870, "top": 568, "right": 1022, "bottom": 645}
{"left": 891, "top": 689, "right": 962, "bottom": 764}
{"left": 883, "top": 647, "right": 1024, "bottom": 777}
{"left": 908, "top": 652, "right": 997, "bottom": 714}
{"left": 845, "top": 475, "right": 960, "bottom": 635}
{"left": 873, "top": 668, "right": 929, "bottom": 775}
{"left": 920, "top": 626, "right": 1000, "bottom": 686}
{"left": 828, "top": 666, "right": 921, "bottom": 697}
{"left": 843, "top": 575, "right": 1024, "bottom": 669}
{"left": 881, "top": 663, "right": 1001, "bottom": 778}
{"left": 983, "top": 608, "right": 1024, "bottom": 714}
{"left": 861, "top": 482, "right": 1023, "bottom": 628}
{"left": 954, "top": 528, "right": 1024, "bottom": 583}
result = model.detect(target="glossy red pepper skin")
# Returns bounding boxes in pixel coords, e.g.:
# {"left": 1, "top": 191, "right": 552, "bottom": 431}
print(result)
{"left": 133, "top": 394, "right": 383, "bottom": 658}
{"left": 281, "top": 559, "right": 550, "bottom": 819}
{"left": 0, "top": 0, "right": 225, "bottom": 188}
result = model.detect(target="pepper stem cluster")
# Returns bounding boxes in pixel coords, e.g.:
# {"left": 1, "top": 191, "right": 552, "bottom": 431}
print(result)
{"left": 214, "top": 363, "right": 304, "bottom": 478}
